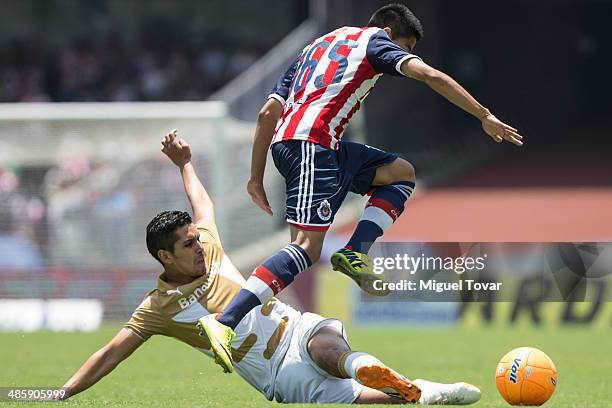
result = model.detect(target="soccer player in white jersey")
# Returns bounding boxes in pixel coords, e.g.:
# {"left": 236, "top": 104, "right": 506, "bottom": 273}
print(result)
{"left": 55, "top": 130, "right": 480, "bottom": 405}
{"left": 199, "top": 3, "right": 523, "bottom": 374}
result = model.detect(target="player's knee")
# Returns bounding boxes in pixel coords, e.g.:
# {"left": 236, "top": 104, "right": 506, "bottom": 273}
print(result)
{"left": 394, "top": 158, "right": 416, "bottom": 183}
{"left": 307, "top": 327, "right": 350, "bottom": 376}
{"left": 375, "top": 158, "right": 416, "bottom": 186}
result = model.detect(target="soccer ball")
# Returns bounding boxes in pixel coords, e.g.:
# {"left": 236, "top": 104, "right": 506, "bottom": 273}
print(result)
{"left": 495, "top": 347, "right": 557, "bottom": 406}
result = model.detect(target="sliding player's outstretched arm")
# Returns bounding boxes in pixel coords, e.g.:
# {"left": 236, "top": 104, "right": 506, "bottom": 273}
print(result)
{"left": 161, "top": 129, "right": 214, "bottom": 223}
{"left": 401, "top": 58, "right": 523, "bottom": 146}
{"left": 59, "top": 328, "right": 143, "bottom": 399}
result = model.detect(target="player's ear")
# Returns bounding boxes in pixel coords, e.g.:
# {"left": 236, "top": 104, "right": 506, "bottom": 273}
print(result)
{"left": 383, "top": 26, "right": 393, "bottom": 38}
{"left": 158, "top": 249, "right": 174, "bottom": 265}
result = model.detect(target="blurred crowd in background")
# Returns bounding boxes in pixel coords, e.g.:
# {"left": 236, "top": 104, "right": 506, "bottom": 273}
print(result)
{"left": 0, "top": 37, "right": 263, "bottom": 102}
{"left": 0, "top": 165, "right": 45, "bottom": 268}
{"left": 0, "top": 0, "right": 302, "bottom": 102}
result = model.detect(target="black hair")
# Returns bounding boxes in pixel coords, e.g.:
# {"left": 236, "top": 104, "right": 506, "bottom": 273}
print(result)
{"left": 368, "top": 3, "right": 424, "bottom": 41}
{"left": 146, "top": 210, "right": 192, "bottom": 264}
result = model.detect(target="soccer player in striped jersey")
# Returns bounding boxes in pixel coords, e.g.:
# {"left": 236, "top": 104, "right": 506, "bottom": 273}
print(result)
{"left": 200, "top": 3, "right": 522, "bottom": 372}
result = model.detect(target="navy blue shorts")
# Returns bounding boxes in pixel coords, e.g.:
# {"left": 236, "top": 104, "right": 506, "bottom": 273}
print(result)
{"left": 271, "top": 140, "right": 397, "bottom": 231}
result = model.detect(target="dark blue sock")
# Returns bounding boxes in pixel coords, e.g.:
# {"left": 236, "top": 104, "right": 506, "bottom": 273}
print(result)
{"left": 218, "top": 244, "right": 311, "bottom": 329}
{"left": 216, "top": 289, "right": 261, "bottom": 330}
{"left": 346, "top": 181, "right": 414, "bottom": 254}
{"left": 347, "top": 220, "right": 383, "bottom": 253}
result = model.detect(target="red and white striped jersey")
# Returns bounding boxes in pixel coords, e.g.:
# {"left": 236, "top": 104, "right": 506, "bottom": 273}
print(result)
{"left": 269, "top": 26, "right": 420, "bottom": 150}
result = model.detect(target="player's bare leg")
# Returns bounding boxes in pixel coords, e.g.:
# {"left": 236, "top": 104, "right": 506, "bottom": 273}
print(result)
{"left": 355, "top": 388, "right": 407, "bottom": 404}
{"left": 289, "top": 226, "right": 326, "bottom": 265}
{"left": 307, "top": 326, "right": 421, "bottom": 404}
{"left": 371, "top": 158, "right": 416, "bottom": 187}
{"left": 307, "top": 325, "right": 481, "bottom": 405}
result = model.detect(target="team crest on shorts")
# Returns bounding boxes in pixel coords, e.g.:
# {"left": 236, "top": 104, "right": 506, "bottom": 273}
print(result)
{"left": 317, "top": 200, "right": 332, "bottom": 221}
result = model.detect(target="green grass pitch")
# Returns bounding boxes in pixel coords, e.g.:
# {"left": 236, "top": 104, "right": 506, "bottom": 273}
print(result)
{"left": 0, "top": 324, "right": 609, "bottom": 407}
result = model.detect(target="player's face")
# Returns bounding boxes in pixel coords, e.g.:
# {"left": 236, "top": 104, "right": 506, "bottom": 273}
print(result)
{"left": 394, "top": 35, "right": 418, "bottom": 53}
{"left": 169, "top": 223, "right": 206, "bottom": 278}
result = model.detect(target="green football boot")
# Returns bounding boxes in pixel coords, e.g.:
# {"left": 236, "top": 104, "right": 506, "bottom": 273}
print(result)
{"left": 197, "top": 314, "right": 236, "bottom": 373}
{"left": 331, "top": 248, "right": 390, "bottom": 296}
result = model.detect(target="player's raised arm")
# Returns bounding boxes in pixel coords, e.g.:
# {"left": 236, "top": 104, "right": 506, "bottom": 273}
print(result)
{"left": 364, "top": 19, "right": 523, "bottom": 147}
{"left": 161, "top": 130, "right": 214, "bottom": 223}
{"left": 59, "top": 328, "right": 143, "bottom": 400}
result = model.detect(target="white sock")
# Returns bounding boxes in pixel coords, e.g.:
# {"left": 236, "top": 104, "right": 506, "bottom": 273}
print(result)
{"left": 339, "top": 352, "right": 384, "bottom": 382}
{"left": 413, "top": 379, "right": 435, "bottom": 404}
{"left": 413, "top": 379, "right": 482, "bottom": 405}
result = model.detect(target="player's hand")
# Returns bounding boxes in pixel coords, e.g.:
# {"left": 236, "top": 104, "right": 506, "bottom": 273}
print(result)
{"left": 481, "top": 114, "right": 523, "bottom": 146}
{"left": 247, "top": 178, "right": 273, "bottom": 216}
{"left": 161, "top": 129, "right": 192, "bottom": 167}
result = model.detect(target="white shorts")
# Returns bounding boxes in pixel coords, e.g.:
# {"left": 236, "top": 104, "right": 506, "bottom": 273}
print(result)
{"left": 273, "top": 312, "right": 364, "bottom": 404}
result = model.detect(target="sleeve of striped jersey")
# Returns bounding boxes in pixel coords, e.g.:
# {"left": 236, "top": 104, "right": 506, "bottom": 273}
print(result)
{"left": 366, "top": 30, "right": 421, "bottom": 77}
{"left": 268, "top": 53, "right": 300, "bottom": 104}
{"left": 124, "top": 300, "right": 166, "bottom": 341}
